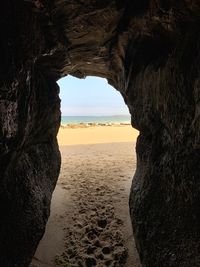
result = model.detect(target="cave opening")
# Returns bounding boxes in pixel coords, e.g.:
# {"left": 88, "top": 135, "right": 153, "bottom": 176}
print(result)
{"left": 31, "top": 76, "right": 140, "bottom": 267}
{"left": 57, "top": 75, "right": 134, "bottom": 145}
{"left": 2, "top": 2, "right": 200, "bottom": 267}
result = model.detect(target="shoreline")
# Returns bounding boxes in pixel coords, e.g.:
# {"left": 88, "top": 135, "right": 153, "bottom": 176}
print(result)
{"left": 60, "top": 122, "right": 131, "bottom": 129}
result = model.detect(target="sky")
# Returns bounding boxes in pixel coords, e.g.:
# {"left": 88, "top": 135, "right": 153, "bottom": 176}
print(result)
{"left": 58, "top": 75, "right": 129, "bottom": 116}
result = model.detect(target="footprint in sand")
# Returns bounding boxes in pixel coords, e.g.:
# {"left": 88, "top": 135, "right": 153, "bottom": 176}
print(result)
{"left": 54, "top": 202, "right": 128, "bottom": 267}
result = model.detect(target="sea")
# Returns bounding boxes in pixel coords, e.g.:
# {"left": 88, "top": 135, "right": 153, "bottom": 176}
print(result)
{"left": 61, "top": 115, "right": 131, "bottom": 125}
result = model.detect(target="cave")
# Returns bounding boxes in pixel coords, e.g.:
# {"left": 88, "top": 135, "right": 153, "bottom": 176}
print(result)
{"left": 1, "top": 1, "right": 200, "bottom": 267}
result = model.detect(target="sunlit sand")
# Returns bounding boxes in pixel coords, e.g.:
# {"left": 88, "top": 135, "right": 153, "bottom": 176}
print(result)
{"left": 31, "top": 125, "right": 141, "bottom": 267}
{"left": 58, "top": 125, "right": 139, "bottom": 146}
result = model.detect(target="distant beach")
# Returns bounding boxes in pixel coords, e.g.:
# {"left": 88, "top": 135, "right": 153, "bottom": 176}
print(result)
{"left": 61, "top": 115, "right": 131, "bottom": 128}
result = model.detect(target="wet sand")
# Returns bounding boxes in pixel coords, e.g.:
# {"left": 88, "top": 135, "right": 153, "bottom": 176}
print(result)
{"left": 31, "top": 127, "right": 141, "bottom": 267}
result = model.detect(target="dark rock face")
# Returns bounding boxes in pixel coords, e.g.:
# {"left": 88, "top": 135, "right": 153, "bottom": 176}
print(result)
{"left": 1, "top": 0, "right": 200, "bottom": 266}
{"left": 0, "top": 3, "right": 61, "bottom": 265}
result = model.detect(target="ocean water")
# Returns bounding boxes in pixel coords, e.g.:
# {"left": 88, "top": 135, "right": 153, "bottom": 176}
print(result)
{"left": 61, "top": 115, "right": 131, "bottom": 124}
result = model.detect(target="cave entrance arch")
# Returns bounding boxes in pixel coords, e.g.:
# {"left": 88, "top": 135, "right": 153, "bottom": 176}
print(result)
{"left": 58, "top": 75, "right": 136, "bottom": 143}
{"left": 1, "top": 2, "right": 200, "bottom": 267}
{"left": 31, "top": 75, "right": 140, "bottom": 267}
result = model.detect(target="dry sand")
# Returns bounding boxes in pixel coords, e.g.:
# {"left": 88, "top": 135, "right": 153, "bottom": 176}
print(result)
{"left": 31, "top": 126, "right": 141, "bottom": 267}
{"left": 57, "top": 125, "right": 138, "bottom": 145}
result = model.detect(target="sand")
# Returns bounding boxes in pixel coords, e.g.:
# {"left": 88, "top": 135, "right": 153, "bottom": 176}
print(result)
{"left": 57, "top": 125, "right": 138, "bottom": 145}
{"left": 31, "top": 126, "right": 141, "bottom": 267}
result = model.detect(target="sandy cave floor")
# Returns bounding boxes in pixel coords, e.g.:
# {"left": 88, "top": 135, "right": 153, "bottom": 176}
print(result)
{"left": 31, "top": 142, "right": 141, "bottom": 267}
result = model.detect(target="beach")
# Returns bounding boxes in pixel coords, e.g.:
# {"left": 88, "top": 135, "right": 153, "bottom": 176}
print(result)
{"left": 31, "top": 125, "right": 141, "bottom": 267}
{"left": 58, "top": 124, "right": 138, "bottom": 145}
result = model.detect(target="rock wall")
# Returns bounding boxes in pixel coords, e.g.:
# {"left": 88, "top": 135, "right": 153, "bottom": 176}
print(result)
{"left": 0, "top": 0, "right": 200, "bottom": 266}
{"left": 0, "top": 2, "right": 61, "bottom": 265}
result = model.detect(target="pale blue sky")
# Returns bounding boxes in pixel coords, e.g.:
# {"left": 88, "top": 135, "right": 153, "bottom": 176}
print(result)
{"left": 58, "top": 76, "right": 129, "bottom": 116}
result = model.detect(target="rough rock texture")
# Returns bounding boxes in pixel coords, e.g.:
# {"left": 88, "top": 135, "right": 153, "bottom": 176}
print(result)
{"left": 1, "top": 0, "right": 200, "bottom": 266}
